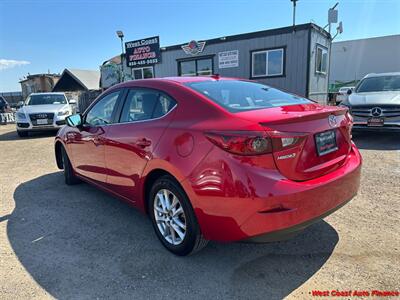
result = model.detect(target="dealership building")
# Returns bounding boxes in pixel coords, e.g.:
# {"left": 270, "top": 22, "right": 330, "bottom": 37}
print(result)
{"left": 101, "top": 23, "right": 331, "bottom": 103}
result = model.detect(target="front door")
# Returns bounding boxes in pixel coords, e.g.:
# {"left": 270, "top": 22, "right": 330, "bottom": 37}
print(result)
{"left": 68, "top": 90, "right": 121, "bottom": 183}
{"left": 105, "top": 88, "right": 177, "bottom": 202}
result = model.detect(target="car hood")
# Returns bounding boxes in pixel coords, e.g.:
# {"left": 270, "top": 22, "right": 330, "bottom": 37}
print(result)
{"left": 19, "top": 104, "right": 69, "bottom": 114}
{"left": 349, "top": 91, "right": 400, "bottom": 106}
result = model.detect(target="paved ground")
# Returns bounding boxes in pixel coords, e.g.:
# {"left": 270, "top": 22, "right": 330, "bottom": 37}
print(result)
{"left": 0, "top": 124, "right": 399, "bottom": 299}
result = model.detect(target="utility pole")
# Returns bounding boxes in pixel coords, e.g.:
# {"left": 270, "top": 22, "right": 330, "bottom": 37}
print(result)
{"left": 290, "top": 0, "right": 298, "bottom": 30}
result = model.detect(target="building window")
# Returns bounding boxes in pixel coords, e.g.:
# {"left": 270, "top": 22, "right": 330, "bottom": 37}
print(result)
{"left": 315, "top": 45, "right": 328, "bottom": 74}
{"left": 178, "top": 58, "right": 213, "bottom": 76}
{"left": 132, "top": 67, "right": 154, "bottom": 80}
{"left": 251, "top": 48, "right": 284, "bottom": 78}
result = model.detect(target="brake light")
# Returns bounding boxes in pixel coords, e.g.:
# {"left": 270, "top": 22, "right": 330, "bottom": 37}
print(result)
{"left": 205, "top": 131, "right": 272, "bottom": 155}
{"left": 268, "top": 131, "right": 308, "bottom": 152}
{"left": 344, "top": 109, "right": 353, "bottom": 139}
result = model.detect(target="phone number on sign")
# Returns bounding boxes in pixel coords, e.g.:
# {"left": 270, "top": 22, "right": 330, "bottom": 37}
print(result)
{"left": 128, "top": 59, "right": 158, "bottom": 67}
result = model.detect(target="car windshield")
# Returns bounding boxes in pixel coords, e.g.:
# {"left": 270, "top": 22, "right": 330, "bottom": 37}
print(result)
{"left": 356, "top": 75, "right": 400, "bottom": 93}
{"left": 185, "top": 80, "right": 311, "bottom": 113}
{"left": 27, "top": 94, "right": 67, "bottom": 105}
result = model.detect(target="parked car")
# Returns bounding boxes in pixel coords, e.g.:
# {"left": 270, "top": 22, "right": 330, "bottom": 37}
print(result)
{"left": 55, "top": 77, "right": 362, "bottom": 256}
{"left": 15, "top": 92, "right": 76, "bottom": 137}
{"left": 336, "top": 86, "right": 354, "bottom": 104}
{"left": 341, "top": 72, "right": 400, "bottom": 131}
{"left": 0, "top": 96, "right": 11, "bottom": 113}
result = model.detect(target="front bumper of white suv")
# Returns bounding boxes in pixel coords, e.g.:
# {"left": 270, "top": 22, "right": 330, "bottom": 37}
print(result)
{"left": 349, "top": 105, "right": 400, "bottom": 131}
{"left": 16, "top": 112, "right": 69, "bottom": 132}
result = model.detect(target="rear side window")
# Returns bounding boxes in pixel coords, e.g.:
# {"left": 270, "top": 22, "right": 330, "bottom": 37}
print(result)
{"left": 120, "top": 89, "right": 176, "bottom": 122}
{"left": 185, "top": 80, "right": 310, "bottom": 113}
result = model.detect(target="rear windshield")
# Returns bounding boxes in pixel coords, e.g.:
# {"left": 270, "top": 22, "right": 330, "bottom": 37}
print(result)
{"left": 356, "top": 75, "right": 400, "bottom": 93}
{"left": 27, "top": 94, "right": 67, "bottom": 105}
{"left": 185, "top": 80, "right": 310, "bottom": 112}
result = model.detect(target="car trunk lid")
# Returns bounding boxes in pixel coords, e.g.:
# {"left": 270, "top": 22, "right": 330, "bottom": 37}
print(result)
{"left": 236, "top": 104, "right": 352, "bottom": 181}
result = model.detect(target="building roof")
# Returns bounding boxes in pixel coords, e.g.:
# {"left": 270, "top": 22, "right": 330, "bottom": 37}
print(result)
{"left": 65, "top": 69, "right": 100, "bottom": 90}
{"left": 53, "top": 69, "right": 100, "bottom": 91}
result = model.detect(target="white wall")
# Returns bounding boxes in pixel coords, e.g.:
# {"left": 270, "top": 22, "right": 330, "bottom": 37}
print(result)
{"left": 330, "top": 34, "right": 400, "bottom": 83}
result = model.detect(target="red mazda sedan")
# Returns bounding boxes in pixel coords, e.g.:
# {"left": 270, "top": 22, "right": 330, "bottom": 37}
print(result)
{"left": 55, "top": 76, "right": 362, "bottom": 255}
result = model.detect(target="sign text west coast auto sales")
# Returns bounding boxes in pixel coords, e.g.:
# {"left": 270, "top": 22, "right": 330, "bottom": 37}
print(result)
{"left": 125, "top": 36, "right": 161, "bottom": 67}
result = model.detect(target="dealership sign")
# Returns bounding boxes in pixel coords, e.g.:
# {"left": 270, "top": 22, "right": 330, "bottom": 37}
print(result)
{"left": 125, "top": 36, "right": 161, "bottom": 67}
{"left": 182, "top": 40, "right": 206, "bottom": 56}
{"left": 218, "top": 50, "right": 239, "bottom": 68}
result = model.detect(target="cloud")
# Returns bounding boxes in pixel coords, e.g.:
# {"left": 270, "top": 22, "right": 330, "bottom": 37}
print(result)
{"left": 0, "top": 59, "right": 31, "bottom": 71}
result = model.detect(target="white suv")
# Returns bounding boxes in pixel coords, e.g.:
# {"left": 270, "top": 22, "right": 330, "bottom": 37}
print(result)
{"left": 342, "top": 72, "right": 400, "bottom": 131}
{"left": 15, "top": 92, "right": 76, "bottom": 137}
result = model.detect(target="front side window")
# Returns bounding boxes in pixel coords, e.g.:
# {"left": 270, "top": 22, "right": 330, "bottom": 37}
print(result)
{"left": 27, "top": 94, "right": 67, "bottom": 105}
{"left": 186, "top": 80, "right": 310, "bottom": 113}
{"left": 120, "top": 89, "right": 176, "bottom": 122}
{"left": 251, "top": 48, "right": 284, "bottom": 77}
{"left": 85, "top": 91, "right": 120, "bottom": 126}
{"left": 132, "top": 67, "right": 154, "bottom": 80}
{"left": 179, "top": 58, "right": 213, "bottom": 76}
{"left": 356, "top": 75, "right": 400, "bottom": 93}
{"left": 316, "top": 45, "right": 328, "bottom": 74}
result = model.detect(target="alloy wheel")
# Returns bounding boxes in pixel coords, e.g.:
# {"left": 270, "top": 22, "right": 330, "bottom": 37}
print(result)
{"left": 153, "top": 189, "right": 187, "bottom": 245}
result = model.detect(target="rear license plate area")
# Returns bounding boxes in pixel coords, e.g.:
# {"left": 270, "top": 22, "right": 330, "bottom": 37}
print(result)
{"left": 315, "top": 130, "right": 338, "bottom": 156}
{"left": 367, "top": 117, "right": 384, "bottom": 127}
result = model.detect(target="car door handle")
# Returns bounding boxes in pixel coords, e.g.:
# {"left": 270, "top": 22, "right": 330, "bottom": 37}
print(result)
{"left": 93, "top": 136, "right": 103, "bottom": 146}
{"left": 136, "top": 138, "right": 151, "bottom": 148}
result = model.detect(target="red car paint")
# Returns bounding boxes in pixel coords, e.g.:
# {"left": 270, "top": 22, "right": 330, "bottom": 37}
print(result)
{"left": 55, "top": 77, "right": 362, "bottom": 242}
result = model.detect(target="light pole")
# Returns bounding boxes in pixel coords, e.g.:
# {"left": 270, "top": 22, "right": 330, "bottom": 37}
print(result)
{"left": 116, "top": 30, "right": 125, "bottom": 82}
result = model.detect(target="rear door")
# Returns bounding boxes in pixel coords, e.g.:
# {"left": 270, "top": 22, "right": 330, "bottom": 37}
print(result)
{"left": 68, "top": 90, "right": 122, "bottom": 183}
{"left": 104, "top": 88, "right": 177, "bottom": 202}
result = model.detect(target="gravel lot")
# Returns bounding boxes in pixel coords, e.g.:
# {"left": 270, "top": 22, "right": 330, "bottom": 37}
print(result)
{"left": 0, "top": 124, "right": 399, "bottom": 299}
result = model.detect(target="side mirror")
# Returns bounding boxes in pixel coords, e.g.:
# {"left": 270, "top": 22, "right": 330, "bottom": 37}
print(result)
{"left": 66, "top": 114, "right": 82, "bottom": 127}
{"left": 17, "top": 101, "right": 24, "bottom": 107}
{"left": 346, "top": 89, "right": 352, "bottom": 95}
{"left": 69, "top": 99, "right": 77, "bottom": 105}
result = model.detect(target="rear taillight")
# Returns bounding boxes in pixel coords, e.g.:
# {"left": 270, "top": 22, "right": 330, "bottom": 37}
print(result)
{"left": 205, "top": 131, "right": 272, "bottom": 155}
{"left": 268, "top": 131, "right": 308, "bottom": 152}
{"left": 345, "top": 110, "right": 353, "bottom": 139}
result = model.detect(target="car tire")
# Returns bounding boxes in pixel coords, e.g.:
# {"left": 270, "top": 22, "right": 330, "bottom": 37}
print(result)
{"left": 149, "top": 175, "right": 208, "bottom": 256}
{"left": 61, "top": 146, "right": 81, "bottom": 185}
{"left": 17, "top": 130, "right": 28, "bottom": 137}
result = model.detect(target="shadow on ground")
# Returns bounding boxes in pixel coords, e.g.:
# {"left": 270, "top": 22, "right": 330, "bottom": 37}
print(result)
{"left": 8, "top": 173, "right": 339, "bottom": 299}
{"left": 352, "top": 131, "right": 400, "bottom": 150}
{"left": 0, "top": 128, "right": 57, "bottom": 141}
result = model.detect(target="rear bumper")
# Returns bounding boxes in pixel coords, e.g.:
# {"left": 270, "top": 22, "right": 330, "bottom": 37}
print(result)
{"left": 244, "top": 196, "right": 352, "bottom": 243}
{"left": 185, "top": 144, "right": 362, "bottom": 242}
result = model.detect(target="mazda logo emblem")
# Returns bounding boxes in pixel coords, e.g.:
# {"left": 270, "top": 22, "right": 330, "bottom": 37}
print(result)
{"left": 371, "top": 107, "right": 382, "bottom": 117}
{"left": 328, "top": 115, "right": 337, "bottom": 128}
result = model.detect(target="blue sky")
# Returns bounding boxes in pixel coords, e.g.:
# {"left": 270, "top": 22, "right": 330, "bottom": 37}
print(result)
{"left": 0, "top": 0, "right": 399, "bottom": 91}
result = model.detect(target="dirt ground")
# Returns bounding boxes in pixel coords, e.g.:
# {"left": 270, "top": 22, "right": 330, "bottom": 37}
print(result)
{"left": 0, "top": 124, "right": 399, "bottom": 299}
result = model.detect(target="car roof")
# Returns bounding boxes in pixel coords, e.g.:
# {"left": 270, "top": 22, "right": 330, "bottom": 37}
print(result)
{"left": 115, "top": 76, "right": 240, "bottom": 88}
{"left": 30, "top": 92, "right": 66, "bottom": 96}
{"left": 364, "top": 72, "right": 400, "bottom": 78}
